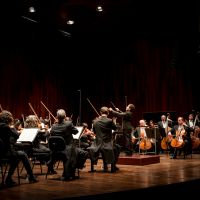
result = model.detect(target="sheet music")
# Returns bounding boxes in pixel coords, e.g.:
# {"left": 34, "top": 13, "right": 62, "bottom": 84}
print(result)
{"left": 17, "top": 128, "right": 39, "bottom": 142}
{"left": 73, "top": 126, "right": 84, "bottom": 140}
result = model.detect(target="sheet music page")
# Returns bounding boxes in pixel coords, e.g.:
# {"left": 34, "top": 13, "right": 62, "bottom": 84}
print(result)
{"left": 73, "top": 126, "right": 84, "bottom": 140}
{"left": 17, "top": 128, "right": 39, "bottom": 142}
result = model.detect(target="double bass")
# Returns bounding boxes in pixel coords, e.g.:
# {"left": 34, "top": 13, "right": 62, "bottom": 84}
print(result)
{"left": 160, "top": 114, "right": 173, "bottom": 150}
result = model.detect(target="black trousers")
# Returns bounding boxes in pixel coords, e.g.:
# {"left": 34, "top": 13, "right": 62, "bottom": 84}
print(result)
{"left": 7, "top": 150, "right": 34, "bottom": 179}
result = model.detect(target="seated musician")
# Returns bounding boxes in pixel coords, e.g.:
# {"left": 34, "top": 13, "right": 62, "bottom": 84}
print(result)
{"left": 14, "top": 118, "right": 24, "bottom": 134}
{"left": 47, "top": 109, "right": 88, "bottom": 180}
{"left": 168, "top": 116, "right": 192, "bottom": 159}
{"left": 149, "top": 120, "right": 157, "bottom": 128}
{"left": 132, "top": 119, "right": 148, "bottom": 152}
{"left": 39, "top": 118, "right": 51, "bottom": 144}
{"left": 80, "top": 122, "right": 96, "bottom": 149}
{"left": 24, "top": 115, "right": 51, "bottom": 164}
{"left": 0, "top": 110, "right": 38, "bottom": 187}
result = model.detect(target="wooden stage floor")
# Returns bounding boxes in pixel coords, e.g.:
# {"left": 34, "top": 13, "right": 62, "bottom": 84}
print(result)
{"left": 1, "top": 152, "right": 200, "bottom": 200}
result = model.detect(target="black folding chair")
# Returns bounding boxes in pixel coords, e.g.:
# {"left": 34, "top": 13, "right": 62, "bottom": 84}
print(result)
{"left": 46, "top": 136, "right": 80, "bottom": 179}
{"left": 0, "top": 139, "right": 21, "bottom": 186}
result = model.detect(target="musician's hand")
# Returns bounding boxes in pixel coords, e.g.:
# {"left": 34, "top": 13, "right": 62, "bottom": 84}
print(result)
{"left": 112, "top": 117, "right": 117, "bottom": 124}
{"left": 168, "top": 132, "right": 172, "bottom": 136}
{"left": 108, "top": 108, "right": 113, "bottom": 112}
{"left": 115, "top": 108, "right": 120, "bottom": 112}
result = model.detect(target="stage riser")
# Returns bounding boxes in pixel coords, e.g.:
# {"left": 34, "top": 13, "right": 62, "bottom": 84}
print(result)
{"left": 117, "top": 155, "right": 160, "bottom": 165}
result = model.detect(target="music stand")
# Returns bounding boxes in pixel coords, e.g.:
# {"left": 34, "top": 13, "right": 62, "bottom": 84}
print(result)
{"left": 145, "top": 128, "right": 159, "bottom": 154}
{"left": 17, "top": 128, "right": 39, "bottom": 143}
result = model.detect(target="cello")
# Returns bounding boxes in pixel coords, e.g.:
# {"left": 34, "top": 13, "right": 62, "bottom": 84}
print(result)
{"left": 170, "top": 128, "right": 185, "bottom": 149}
{"left": 139, "top": 137, "right": 152, "bottom": 151}
{"left": 138, "top": 126, "right": 152, "bottom": 151}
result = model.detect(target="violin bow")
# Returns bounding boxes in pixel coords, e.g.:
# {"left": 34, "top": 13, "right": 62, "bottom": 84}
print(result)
{"left": 86, "top": 98, "right": 100, "bottom": 117}
{"left": 0, "top": 104, "right": 3, "bottom": 112}
{"left": 28, "top": 102, "right": 41, "bottom": 123}
{"left": 40, "top": 101, "right": 56, "bottom": 122}
{"left": 21, "top": 114, "right": 25, "bottom": 127}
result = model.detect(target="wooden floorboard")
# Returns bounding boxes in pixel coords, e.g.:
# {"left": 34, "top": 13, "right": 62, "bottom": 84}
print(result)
{"left": 1, "top": 152, "right": 200, "bottom": 200}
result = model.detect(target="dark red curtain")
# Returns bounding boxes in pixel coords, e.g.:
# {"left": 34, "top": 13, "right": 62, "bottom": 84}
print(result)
{"left": 0, "top": 2, "right": 199, "bottom": 127}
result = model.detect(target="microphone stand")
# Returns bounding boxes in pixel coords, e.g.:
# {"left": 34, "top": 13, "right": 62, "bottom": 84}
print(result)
{"left": 78, "top": 89, "right": 82, "bottom": 126}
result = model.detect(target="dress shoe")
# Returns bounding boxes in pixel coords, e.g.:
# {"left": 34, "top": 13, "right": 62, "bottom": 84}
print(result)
{"left": 114, "top": 166, "right": 119, "bottom": 171}
{"left": 5, "top": 178, "right": 17, "bottom": 187}
{"left": 47, "top": 169, "right": 57, "bottom": 174}
{"left": 60, "top": 176, "right": 71, "bottom": 181}
{"left": 70, "top": 174, "right": 79, "bottom": 179}
{"left": 29, "top": 176, "right": 39, "bottom": 184}
{"left": 103, "top": 167, "right": 108, "bottom": 172}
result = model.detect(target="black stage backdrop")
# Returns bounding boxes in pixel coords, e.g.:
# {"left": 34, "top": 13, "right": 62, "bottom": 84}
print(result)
{"left": 0, "top": 0, "right": 200, "bottom": 127}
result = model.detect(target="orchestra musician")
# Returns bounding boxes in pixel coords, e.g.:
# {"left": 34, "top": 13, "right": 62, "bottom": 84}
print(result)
{"left": 88, "top": 106, "right": 119, "bottom": 172}
{"left": 80, "top": 122, "right": 96, "bottom": 149}
{"left": 132, "top": 119, "right": 148, "bottom": 152}
{"left": 149, "top": 120, "right": 158, "bottom": 128}
{"left": 186, "top": 113, "right": 199, "bottom": 133}
{"left": 24, "top": 115, "right": 51, "bottom": 156}
{"left": 168, "top": 116, "right": 192, "bottom": 159}
{"left": 185, "top": 113, "right": 200, "bottom": 150}
{"left": 14, "top": 118, "right": 24, "bottom": 134}
{"left": 47, "top": 109, "right": 88, "bottom": 180}
{"left": 0, "top": 110, "right": 38, "bottom": 187}
{"left": 157, "top": 114, "right": 173, "bottom": 153}
{"left": 157, "top": 114, "right": 173, "bottom": 138}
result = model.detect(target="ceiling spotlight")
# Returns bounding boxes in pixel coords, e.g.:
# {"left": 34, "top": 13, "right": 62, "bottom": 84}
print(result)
{"left": 96, "top": 6, "right": 103, "bottom": 12}
{"left": 66, "top": 20, "right": 75, "bottom": 25}
{"left": 29, "top": 6, "right": 36, "bottom": 13}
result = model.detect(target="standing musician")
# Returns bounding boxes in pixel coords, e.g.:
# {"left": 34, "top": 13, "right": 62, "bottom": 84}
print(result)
{"left": 168, "top": 116, "right": 192, "bottom": 159}
{"left": 186, "top": 113, "right": 200, "bottom": 151}
{"left": 88, "top": 106, "right": 120, "bottom": 172}
{"left": 157, "top": 114, "right": 174, "bottom": 152}
{"left": 186, "top": 113, "right": 200, "bottom": 133}
{"left": 109, "top": 104, "right": 135, "bottom": 156}
{"left": 157, "top": 114, "right": 173, "bottom": 138}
